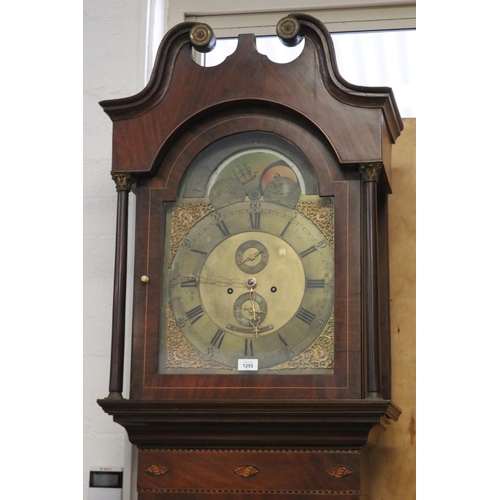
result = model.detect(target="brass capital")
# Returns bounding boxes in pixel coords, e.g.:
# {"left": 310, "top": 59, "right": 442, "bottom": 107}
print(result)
{"left": 359, "top": 163, "right": 383, "bottom": 182}
{"left": 111, "top": 172, "right": 135, "bottom": 192}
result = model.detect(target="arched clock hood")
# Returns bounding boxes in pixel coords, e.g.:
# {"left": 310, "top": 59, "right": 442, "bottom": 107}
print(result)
{"left": 100, "top": 14, "right": 403, "bottom": 182}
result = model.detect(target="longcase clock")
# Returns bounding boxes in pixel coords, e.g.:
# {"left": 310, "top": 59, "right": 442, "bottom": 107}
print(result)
{"left": 98, "top": 13, "right": 403, "bottom": 499}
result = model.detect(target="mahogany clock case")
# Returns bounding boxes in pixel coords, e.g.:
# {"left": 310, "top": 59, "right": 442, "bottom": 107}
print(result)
{"left": 97, "top": 11, "right": 402, "bottom": 456}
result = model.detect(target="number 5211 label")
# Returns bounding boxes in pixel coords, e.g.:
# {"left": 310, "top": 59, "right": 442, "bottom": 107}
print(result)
{"left": 238, "top": 359, "right": 258, "bottom": 371}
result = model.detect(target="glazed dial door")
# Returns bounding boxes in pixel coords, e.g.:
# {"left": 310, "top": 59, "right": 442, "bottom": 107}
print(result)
{"left": 160, "top": 132, "right": 335, "bottom": 374}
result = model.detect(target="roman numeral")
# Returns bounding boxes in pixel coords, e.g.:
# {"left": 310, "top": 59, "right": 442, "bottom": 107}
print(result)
{"left": 244, "top": 338, "right": 254, "bottom": 356}
{"left": 216, "top": 221, "right": 230, "bottom": 238}
{"left": 210, "top": 329, "right": 225, "bottom": 348}
{"left": 299, "top": 246, "right": 317, "bottom": 258}
{"left": 307, "top": 279, "right": 325, "bottom": 288}
{"left": 280, "top": 221, "right": 292, "bottom": 237}
{"left": 277, "top": 332, "right": 288, "bottom": 347}
{"left": 181, "top": 278, "right": 198, "bottom": 287}
{"left": 190, "top": 248, "right": 208, "bottom": 256}
{"left": 296, "top": 307, "right": 315, "bottom": 325}
{"left": 249, "top": 212, "right": 261, "bottom": 229}
{"left": 186, "top": 305, "right": 204, "bottom": 324}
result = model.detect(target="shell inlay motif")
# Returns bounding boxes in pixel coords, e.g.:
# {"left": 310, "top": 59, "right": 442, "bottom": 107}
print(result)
{"left": 233, "top": 465, "right": 261, "bottom": 478}
{"left": 326, "top": 465, "right": 353, "bottom": 479}
{"left": 144, "top": 465, "right": 169, "bottom": 476}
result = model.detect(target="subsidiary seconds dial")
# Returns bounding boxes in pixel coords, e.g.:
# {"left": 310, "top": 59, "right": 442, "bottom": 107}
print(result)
{"left": 169, "top": 201, "right": 334, "bottom": 370}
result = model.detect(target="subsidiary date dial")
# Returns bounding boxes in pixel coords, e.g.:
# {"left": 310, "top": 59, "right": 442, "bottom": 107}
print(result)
{"left": 168, "top": 201, "right": 334, "bottom": 369}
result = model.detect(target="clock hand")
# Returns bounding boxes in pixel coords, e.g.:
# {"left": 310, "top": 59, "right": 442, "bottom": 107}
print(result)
{"left": 183, "top": 273, "right": 246, "bottom": 287}
{"left": 237, "top": 249, "right": 265, "bottom": 265}
{"left": 248, "top": 286, "right": 261, "bottom": 339}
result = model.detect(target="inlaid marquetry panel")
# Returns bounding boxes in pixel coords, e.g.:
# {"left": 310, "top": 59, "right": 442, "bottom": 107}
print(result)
{"left": 138, "top": 448, "right": 360, "bottom": 495}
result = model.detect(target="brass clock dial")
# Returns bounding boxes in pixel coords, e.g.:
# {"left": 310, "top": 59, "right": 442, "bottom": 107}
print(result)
{"left": 168, "top": 200, "right": 334, "bottom": 370}
{"left": 160, "top": 132, "right": 335, "bottom": 373}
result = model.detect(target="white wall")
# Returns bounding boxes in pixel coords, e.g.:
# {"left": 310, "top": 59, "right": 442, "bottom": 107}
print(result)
{"left": 83, "top": 0, "right": 147, "bottom": 498}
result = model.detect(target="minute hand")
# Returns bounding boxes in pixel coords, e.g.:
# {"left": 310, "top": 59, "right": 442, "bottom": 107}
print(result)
{"left": 183, "top": 274, "right": 246, "bottom": 287}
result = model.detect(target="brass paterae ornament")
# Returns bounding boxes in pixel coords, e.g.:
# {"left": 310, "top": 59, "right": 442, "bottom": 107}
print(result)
{"left": 189, "top": 23, "right": 216, "bottom": 52}
{"left": 276, "top": 16, "right": 303, "bottom": 47}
